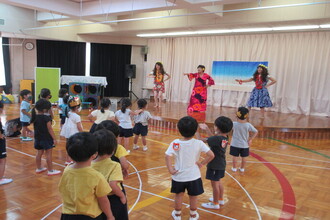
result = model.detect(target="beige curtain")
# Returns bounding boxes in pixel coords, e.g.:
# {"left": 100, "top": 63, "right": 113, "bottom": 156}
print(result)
{"left": 146, "top": 31, "right": 330, "bottom": 116}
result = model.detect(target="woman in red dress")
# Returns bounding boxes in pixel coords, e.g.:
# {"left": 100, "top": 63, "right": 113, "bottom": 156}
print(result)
{"left": 148, "top": 62, "right": 171, "bottom": 108}
{"left": 184, "top": 65, "right": 215, "bottom": 112}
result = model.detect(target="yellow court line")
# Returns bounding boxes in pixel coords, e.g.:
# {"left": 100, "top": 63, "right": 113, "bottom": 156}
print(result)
{"left": 146, "top": 138, "right": 169, "bottom": 146}
{"left": 132, "top": 188, "right": 172, "bottom": 211}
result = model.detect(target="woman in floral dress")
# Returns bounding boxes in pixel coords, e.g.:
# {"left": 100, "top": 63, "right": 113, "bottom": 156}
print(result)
{"left": 148, "top": 62, "right": 171, "bottom": 108}
{"left": 236, "top": 64, "right": 277, "bottom": 117}
{"left": 184, "top": 65, "right": 215, "bottom": 112}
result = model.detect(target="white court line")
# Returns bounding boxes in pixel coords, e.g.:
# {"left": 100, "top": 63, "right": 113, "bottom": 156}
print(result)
{"left": 238, "top": 161, "right": 330, "bottom": 170}
{"left": 129, "top": 165, "right": 167, "bottom": 175}
{"left": 252, "top": 149, "right": 330, "bottom": 163}
{"left": 40, "top": 204, "right": 63, "bottom": 220}
{"left": 124, "top": 185, "right": 237, "bottom": 220}
{"left": 7, "top": 146, "right": 66, "bottom": 168}
{"left": 127, "top": 161, "right": 143, "bottom": 214}
{"left": 225, "top": 171, "right": 262, "bottom": 220}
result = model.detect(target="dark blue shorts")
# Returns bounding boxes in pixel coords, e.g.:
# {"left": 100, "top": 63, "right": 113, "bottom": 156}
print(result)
{"left": 119, "top": 127, "right": 133, "bottom": 138}
{"left": 0, "top": 138, "right": 7, "bottom": 159}
{"left": 34, "top": 139, "right": 54, "bottom": 150}
{"left": 61, "top": 213, "right": 106, "bottom": 220}
{"left": 60, "top": 114, "right": 66, "bottom": 125}
{"left": 206, "top": 168, "right": 225, "bottom": 181}
{"left": 21, "top": 121, "right": 30, "bottom": 127}
{"left": 230, "top": 146, "right": 249, "bottom": 157}
{"left": 133, "top": 123, "right": 148, "bottom": 136}
{"left": 171, "top": 178, "right": 204, "bottom": 196}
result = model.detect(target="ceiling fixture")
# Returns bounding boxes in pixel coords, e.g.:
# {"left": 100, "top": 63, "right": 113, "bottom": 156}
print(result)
{"left": 272, "top": 25, "right": 319, "bottom": 30}
{"left": 137, "top": 25, "right": 329, "bottom": 37}
{"left": 320, "top": 24, "right": 330, "bottom": 28}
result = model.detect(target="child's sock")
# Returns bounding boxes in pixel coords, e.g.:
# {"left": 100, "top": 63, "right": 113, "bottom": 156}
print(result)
{"left": 174, "top": 210, "right": 181, "bottom": 216}
{"left": 190, "top": 210, "right": 197, "bottom": 217}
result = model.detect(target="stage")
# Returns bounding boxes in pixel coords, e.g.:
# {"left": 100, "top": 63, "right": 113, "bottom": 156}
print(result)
{"left": 142, "top": 101, "right": 330, "bottom": 139}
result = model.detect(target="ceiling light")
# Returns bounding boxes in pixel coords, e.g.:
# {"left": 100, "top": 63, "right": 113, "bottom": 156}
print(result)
{"left": 320, "top": 24, "right": 330, "bottom": 28}
{"left": 232, "top": 28, "right": 273, "bottom": 32}
{"left": 272, "top": 25, "right": 319, "bottom": 30}
{"left": 165, "top": 32, "right": 195, "bottom": 36}
{"left": 196, "top": 30, "right": 232, "bottom": 34}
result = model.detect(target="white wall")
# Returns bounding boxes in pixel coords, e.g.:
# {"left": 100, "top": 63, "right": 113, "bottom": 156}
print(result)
{"left": 9, "top": 38, "right": 37, "bottom": 94}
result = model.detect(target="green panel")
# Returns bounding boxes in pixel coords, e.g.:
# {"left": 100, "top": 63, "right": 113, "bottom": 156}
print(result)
{"left": 35, "top": 67, "right": 60, "bottom": 103}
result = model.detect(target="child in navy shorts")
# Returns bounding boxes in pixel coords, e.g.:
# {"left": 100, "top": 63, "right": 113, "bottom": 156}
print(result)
{"left": 197, "top": 116, "right": 233, "bottom": 210}
{"left": 133, "top": 99, "right": 152, "bottom": 152}
{"left": 230, "top": 107, "right": 258, "bottom": 172}
{"left": 165, "top": 116, "right": 214, "bottom": 220}
{"left": 31, "top": 99, "right": 61, "bottom": 176}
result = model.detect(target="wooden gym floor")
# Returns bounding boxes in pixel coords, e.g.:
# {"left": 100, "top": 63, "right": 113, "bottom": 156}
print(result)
{"left": 0, "top": 102, "right": 329, "bottom": 220}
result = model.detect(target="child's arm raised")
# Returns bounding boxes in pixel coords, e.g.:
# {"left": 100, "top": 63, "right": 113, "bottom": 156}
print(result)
{"left": 97, "top": 196, "right": 114, "bottom": 220}
{"left": 110, "top": 181, "right": 126, "bottom": 204}
{"left": 47, "top": 121, "right": 57, "bottom": 146}
{"left": 165, "top": 155, "right": 178, "bottom": 175}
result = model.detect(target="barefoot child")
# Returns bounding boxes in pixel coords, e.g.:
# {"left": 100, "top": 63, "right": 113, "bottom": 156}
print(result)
{"left": 92, "top": 129, "right": 129, "bottom": 220}
{"left": 230, "top": 107, "right": 258, "bottom": 172}
{"left": 133, "top": 99, "right": 152, "bottom": 152}
{"left": 20, "top": 89, "right": 33, "bottom": 141}
{"left": 59, "top": 132, "right": 114, "bottom": 220}
{"left": 165, "top": 116, "right": 214, "bottom": 220}
{"left": 88, "top": 98, "right": 115, "bottom": 133}
{"left": 197, "top": 117, "right": 233, "bottom": 210}
{"left": 30, "top": 99, "right": 61, "bottom": 176}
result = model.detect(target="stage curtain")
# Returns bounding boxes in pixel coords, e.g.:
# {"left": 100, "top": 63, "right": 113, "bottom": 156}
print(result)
{"left": 2, "top": 37, "right": 12, "bottom": 93}
{"left": 146, "top": 31, "right": 330, "bottom": 116}
{"left": 37, "top": 40, "right": 86, "bottom": 76}
{"left": 90, "top": 43, "right": 132, "bottom": 97}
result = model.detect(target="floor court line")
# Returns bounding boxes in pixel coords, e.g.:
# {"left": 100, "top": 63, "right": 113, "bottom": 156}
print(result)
{"left": 40, "top": 204, "right": 63, "bottom": 220}
{"left": 252, "top": 149, "right": 330, "bottom": 163}
{"left": 127, "top": 161, "right": 143, "bottom": 214}
{"left": 128, "top": 165, "right": 262, "bottom": 219}
{"left": 268, "top": 137, "right": 330, "bottom": 159}
{"left": 124, "top": 185, "right": 238, "bottom": 220}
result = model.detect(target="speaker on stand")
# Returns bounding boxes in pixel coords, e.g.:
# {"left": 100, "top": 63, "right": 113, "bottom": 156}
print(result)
{"left": 125, "top": 64, "right": 139, "bottom": 101}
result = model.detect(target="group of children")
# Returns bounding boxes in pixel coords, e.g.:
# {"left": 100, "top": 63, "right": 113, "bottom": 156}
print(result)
{"left": 166, "top": 106, "right": 258, "bottom": 220}
{"left": 0, "top": 85, "right": 260, "bottom": 220}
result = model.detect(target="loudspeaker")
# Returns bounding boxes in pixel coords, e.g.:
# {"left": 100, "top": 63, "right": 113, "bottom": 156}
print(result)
{"left": 125, "top": 64, "right": 136, "bottom": 79}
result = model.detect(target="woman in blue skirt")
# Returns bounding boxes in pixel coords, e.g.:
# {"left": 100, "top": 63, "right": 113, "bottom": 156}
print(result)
{"left": 236, "top": 64, "right": 277, "bottom": 117}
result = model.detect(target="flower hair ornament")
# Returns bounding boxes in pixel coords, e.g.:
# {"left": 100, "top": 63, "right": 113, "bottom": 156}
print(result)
{"left": 236, "top": 111, "right": 249, "bottom": 119}
{"left": 68, "top": 96, "right": 81, "bottom": 108}
{"left": 258, "top": 64, "right": 268, "bottom": 69}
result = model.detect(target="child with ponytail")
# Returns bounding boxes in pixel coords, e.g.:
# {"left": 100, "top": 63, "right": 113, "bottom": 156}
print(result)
{"left": 88, "top": 98, "right": 115, "bottom": 133}
{"left": 115, "top": 98, "right": 141, "bottom": 152}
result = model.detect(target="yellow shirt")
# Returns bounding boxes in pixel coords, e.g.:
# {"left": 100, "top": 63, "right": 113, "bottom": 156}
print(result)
{"left": 58, "top": 166, "right": 111, "bottom": 218}
{"left": 114, "top": 144, "right": 129, "bottom": 159}
{"left": 92, "top": 158, "right": 124, "bottom": 193}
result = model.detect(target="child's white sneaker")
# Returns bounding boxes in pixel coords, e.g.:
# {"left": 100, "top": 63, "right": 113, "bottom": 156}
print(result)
{"left": 209, "top": 198, "right": 225, "bottom": 205}
{"left": 201, "top": 202, "right": 220, "bottom": 210}
{"left": 171, "top": 210, "right": 181, "bottom": 220}
{"left": 143, "top": 146, "right": 148, "bottom": 151}
{"left": 36, "top": 167, "right": 47, "bottom": 174}
{"left": 22, "top": 137, "right": 33, "bottom": 141}
{"left": 133, "top": 145, "right": 140, "bottom": 150}
{"left": 239, "top": 168, "right": 245, "bottom": 172}
{"left": 47, "top": 169, "right": 61, "bottom": 176}
{"left": 231, "top": 167, "right": 237, "bottom": 172}
{"left": 189, "top": 211, "right": 200, "bottom": 220}
{"left": 0, "top": 178, "right": 13, "bottom": 185}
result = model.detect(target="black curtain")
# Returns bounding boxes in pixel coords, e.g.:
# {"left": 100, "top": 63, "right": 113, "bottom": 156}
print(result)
{"left": 2, "top": 37, "right": 12, "bottom": 93}
{"left": 37, "top": 40, "right": 86, "bottom": 76}
{"left": 90, "top": 43, "right": 131, "bottom": 97}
